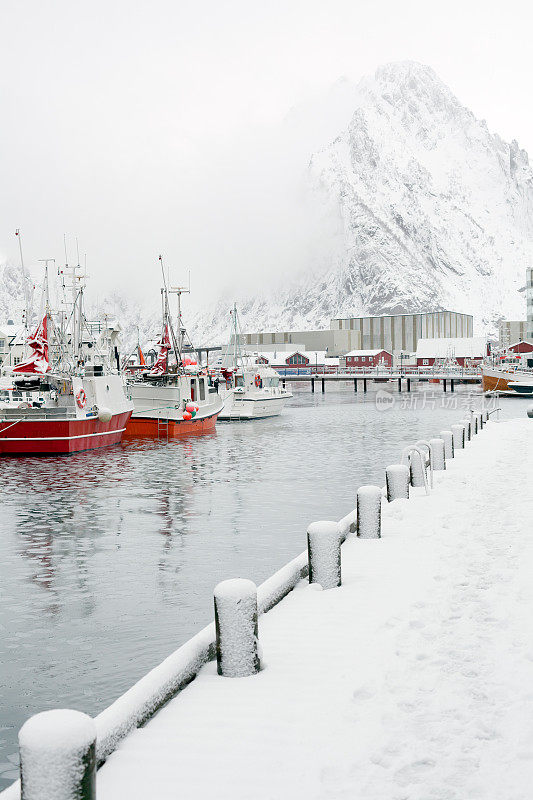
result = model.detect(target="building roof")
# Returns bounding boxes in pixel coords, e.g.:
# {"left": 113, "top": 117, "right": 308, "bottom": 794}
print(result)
{"left": 344, "top": 349, "right": 391, "bottom": 357}
{"left": 415, "top": 337, "right": 486, "bottom": 358}
{"left": 0, "top": 324, "right": 25, "bottom": 338}
{"left": 250, "top": 350, "right": 331, "bottom": 364}
{"left": 331, "top": 311, "right": 472, "bottom": 322}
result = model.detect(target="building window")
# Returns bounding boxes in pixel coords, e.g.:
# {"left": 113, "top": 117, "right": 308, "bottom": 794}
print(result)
{"left": 423, "top": 359, "right": 429, "bottom": 365}
{"left": 286, "top": 353, "right": 308, "bottom": 365}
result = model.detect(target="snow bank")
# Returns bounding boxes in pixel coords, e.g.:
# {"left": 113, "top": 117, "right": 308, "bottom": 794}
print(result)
{"left": 95, "top": 417, "right": 533, "bottom": 799}
{"left": 4, "top": 413, "right": 530, "bottom": 800}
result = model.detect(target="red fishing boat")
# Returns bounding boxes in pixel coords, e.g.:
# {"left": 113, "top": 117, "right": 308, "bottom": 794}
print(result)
{"left": 0, "top": 262, "right": 133, "bottom": 455}
{"left": 124, "top": 260, "right": 222, "bottom": 438}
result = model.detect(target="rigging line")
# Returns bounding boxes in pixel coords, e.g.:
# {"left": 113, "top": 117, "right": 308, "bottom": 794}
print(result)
{"left": 158, "top": 255, "right": 181, "bottom": 365}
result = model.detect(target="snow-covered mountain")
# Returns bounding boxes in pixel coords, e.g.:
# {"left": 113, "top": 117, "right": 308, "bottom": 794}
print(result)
{"left": 189, "top": 61, "right": 533, "bottom": 344}
{"left": 2, "top": 61, "right": 532, "bottom": 349}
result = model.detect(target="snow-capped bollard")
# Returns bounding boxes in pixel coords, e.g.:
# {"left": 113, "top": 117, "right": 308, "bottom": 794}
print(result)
{"left": 482, "top": 410, "right": 489, "bottom": 424}
{"left": 451, "top": 424, "right": 465, "bottom": 450}
{"left": 440, "top": 430, "right": 454, "bottom": 460}
{"left": 19, "top": 709, "right": 96, "bottom": 800}
{"left": 214, "top": 579, "right": 260, "bottom": 677}
{"left": 477, "top": 411, "right": 484, "bottom": 429}
{"left": 385, "top": 464, "right": 410, "bottom": 502}
{"left": 528, "top": 405, "right": 533, "bottom": 419}
{"left": 409, "top": 449, "right": 426, "bottom": 487}
{"left": 429, "top": 438, "right": 446, "bottom": 471}
{"left": 307, "top": 521, "right": 342, "bottom": 589}
{"left": 357, "top": 486, "right": 382, "bottom": 539}
{"left": 460, "top": 419, "right": 471, "bottom": 441}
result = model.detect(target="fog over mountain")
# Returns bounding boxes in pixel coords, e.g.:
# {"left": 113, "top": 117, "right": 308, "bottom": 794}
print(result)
{"left": 188, "top": 61, "right": 532, "bottom": 345}
{"left": 2, "top": 61, "right": 532, "bottom": 351}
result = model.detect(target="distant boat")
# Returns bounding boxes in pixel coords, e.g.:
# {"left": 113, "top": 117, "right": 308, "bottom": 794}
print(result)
{"left": 481, "top": 365, "right": 533, "bottom": 397}
{"left": 214, "top": 305, "right": 292, "bottom": 421}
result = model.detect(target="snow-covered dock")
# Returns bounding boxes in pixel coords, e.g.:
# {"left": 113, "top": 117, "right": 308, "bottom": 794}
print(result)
{"left": 96, "top": 416, "right": 532, "bottom": 799}
{"left": 4, "top": 414, "right": 532, "bottom": 799}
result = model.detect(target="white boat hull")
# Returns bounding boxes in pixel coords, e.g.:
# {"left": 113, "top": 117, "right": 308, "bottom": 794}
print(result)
{"left": 218, "top": 390, "right": 291, "bottom": 420}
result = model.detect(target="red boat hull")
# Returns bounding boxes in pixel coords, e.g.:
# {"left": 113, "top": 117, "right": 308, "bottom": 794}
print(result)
{"left": 124, "top": 411, "right": 218, "bottom": 439}
{"left": 0, "top": 411, "right": 132, "bottom": 455}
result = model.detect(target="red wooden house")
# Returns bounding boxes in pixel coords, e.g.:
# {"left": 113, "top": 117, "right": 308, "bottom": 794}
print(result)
{"left": 343, "top": 349, "right": 392, "bottom": 369}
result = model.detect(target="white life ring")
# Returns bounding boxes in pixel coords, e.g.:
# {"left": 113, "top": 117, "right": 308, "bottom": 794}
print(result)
{"left": 76, "top": 389, "right": 87, "bottom": 409}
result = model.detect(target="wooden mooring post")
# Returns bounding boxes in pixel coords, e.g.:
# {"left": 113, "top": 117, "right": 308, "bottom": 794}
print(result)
{"left": 19, "top": 709, "right": 97, "bottom": 800}
{"left": 214, "top": 579, "right": 260, "bottom": 678}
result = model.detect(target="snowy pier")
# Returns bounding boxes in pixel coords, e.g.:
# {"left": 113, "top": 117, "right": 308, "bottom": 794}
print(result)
{"left": 281, "top": 370, "right": 481, "bottom": 393}
{"left": 3, "top": 411, "right": 533, "bottom": 799}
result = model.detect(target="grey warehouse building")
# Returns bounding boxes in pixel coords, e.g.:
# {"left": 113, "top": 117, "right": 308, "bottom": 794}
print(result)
{"left": 330, "top": 311, "right": 473, "bottom": 353}
{"left": 236, "top": 328, "right": 361, "bottom": 357}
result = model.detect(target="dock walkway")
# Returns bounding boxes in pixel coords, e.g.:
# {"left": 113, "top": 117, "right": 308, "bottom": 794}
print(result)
{"left": 96, "top": 418, "right": 532, "bottom": 799}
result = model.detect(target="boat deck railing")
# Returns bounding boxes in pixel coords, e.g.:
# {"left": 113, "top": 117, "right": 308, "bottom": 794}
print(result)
{"left": 0, "top": 406, "right": 77, "bottom": 421}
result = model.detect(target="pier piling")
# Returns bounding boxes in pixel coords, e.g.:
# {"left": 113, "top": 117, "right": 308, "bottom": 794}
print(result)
{"left": 214, "top": 579, "right": 260, "bottom": 678}
{"left": 429, "top": 438, "right": 446, "bottom": 471}
{"left": 385, "top": 465, "right": 410, "bottom": 502}
{"left": 19, "top": 709, "right": 97, "bottom": 800}
{"left": 357, "top": 486, "right": 382, "bottom": 539}
{"left": 307, "top": 521, "right": 342, "bottom": 589}
{"left": 460, "top": 419, "right": 472, "bottom": 441}
{"left": 409, "top": 449, "right": 426, "bottom": 487}
{"left": 440, "top": 430, "right": 454, "bottom": 460}
{"left": 451, "top": 424, "right": 465, "bottom": 450}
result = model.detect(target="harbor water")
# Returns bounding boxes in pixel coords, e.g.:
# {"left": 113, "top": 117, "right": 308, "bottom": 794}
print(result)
{"left": 0, "top": 382, "right": 528, "bottom": 787}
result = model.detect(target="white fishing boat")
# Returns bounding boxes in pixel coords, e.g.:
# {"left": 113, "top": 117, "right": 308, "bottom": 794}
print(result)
{"left": 481, "top": 364, "right": 533, "bottom": 397}
{"left": 214, "top": 305, "right": 292, "bottom": 421}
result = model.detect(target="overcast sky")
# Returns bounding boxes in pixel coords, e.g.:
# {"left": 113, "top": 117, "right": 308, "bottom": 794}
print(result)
{"left": 1, "top": 0, "right": 532, "bottom": 308}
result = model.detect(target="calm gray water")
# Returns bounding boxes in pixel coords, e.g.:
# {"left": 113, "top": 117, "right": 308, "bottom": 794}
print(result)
{"left": 0, "top": 382, "right": 528, "bottom": 786}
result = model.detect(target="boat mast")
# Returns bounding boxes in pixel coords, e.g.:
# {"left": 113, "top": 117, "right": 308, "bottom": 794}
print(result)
{"left": 159, "top": 255, "right": 181, "bottom": 366}
{"left": 232, "top": 303, "right": 244, "bottom": 369}
{"left": 15, "top": 229, "right": 31, "bottom": 332}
